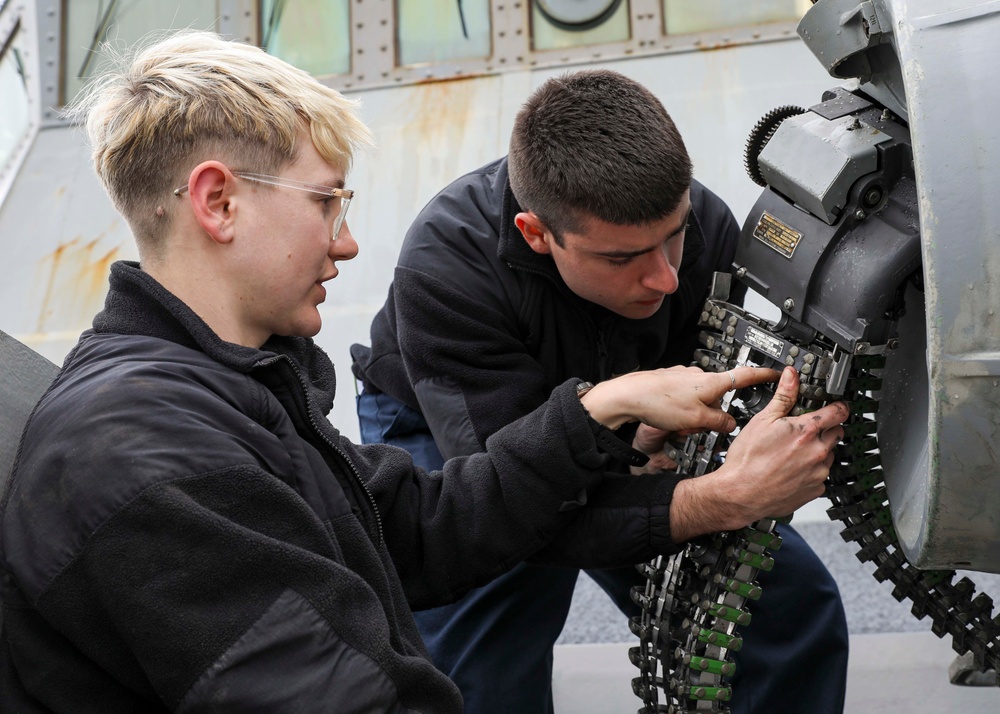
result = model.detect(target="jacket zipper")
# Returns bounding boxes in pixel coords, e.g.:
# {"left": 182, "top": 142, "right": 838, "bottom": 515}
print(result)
{"left": 260, "top": 355, "right": 385, "bottom": 547}
{"left": 596, "top": 327, "right": 611, "bottom": 381}
{"left": 508, "top": 260, "right": 616, "bottom": 383}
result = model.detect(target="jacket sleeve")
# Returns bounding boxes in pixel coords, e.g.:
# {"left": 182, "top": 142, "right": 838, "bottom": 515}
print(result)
{"left": 350, "top": 379, "right": 660, "bottom": 608}
{"left": 4, "top": 360, "right": 453, "bottom": 713}
{"left": 12, "top": 463, "right": 420, "bottom": 713}
{"left": 528, "top": 471, "right": 685, "bottom": 567}
{"left": 390, "top": 261, "right": 551, "bottom": 459}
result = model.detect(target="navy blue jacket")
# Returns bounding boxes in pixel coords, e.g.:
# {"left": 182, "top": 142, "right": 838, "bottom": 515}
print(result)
{"left": 0, "top": 262, "right": 680, "bottom": 713}
{"left": 352, "top": 157, "right": 743, "bottom": 460}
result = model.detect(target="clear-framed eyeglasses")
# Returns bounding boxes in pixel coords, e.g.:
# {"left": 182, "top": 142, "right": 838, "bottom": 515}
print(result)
{"left": 173, "top": 171, "right": 354, "bottom": 241}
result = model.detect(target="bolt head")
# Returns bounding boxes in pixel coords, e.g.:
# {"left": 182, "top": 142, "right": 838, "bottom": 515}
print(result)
{"left": 783, "top": 298, "right": 795, "bottom": 311}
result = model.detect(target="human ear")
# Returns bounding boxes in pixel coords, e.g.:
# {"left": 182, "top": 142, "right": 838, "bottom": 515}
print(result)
{"left": 515, "top": 211, "right": 553, "bottom": 255}
{"left": 185, "top": 161, "right": 237, "bottom": 245}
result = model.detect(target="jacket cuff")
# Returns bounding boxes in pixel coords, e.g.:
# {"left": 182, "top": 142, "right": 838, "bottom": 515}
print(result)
{"left": 575, "top": 385, "right": 651, "bottom": 468}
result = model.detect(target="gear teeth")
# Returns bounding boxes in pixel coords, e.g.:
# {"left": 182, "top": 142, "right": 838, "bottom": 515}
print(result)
{"left": 744, "top": 105, "right": 807, "bottom": 187}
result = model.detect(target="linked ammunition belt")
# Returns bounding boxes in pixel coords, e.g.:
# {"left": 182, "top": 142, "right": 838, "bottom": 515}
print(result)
{"left": 630, "top": 298, "right": 1000, "bottom": 712}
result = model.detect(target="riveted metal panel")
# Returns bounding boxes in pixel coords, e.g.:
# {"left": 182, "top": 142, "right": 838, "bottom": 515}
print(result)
{"left": 0, "top": 0, "right": 834, "bottom": 447}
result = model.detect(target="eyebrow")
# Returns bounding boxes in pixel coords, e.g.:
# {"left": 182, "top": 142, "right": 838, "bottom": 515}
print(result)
{"left": 318, "top": 177, "right": 346, "bottom": 190}
{"left": 592, "top": 208, "right": 692, "bottom": 260}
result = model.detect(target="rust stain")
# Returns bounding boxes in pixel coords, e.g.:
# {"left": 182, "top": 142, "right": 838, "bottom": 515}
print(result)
{"left": 696, "top": 40, "right": 743, "bottom": 52}
{"left": 36, "top": 236, "right": 122, "bottom": 334}
{"left": 405, "top": 76, "right": 481, "bottom": 153}
{"left": 413, "top": 71, "right": 493, "bottom": 85}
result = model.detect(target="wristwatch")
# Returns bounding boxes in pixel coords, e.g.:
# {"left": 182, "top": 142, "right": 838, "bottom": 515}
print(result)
{"left": 575, "top": 380, "right": 649, "bottom": 467}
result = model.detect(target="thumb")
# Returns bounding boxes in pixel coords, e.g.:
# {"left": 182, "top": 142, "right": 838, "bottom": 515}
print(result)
{"left": 699, "top": 407, "right": 737, "bottom": 434}
{"left": 761, "top": 366, "right": 799, "bottom": 420}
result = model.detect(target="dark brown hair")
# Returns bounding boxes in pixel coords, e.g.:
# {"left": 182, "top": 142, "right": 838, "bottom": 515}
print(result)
{"left": 508, "top": 69, "right": 692, "bottom": 244}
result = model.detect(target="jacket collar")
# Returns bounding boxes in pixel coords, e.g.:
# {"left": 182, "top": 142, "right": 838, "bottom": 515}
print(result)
{"left": 93, "top": 261, "right": 337, "bottom": 413}
{"left": 495, "top": 158, "right": 563, "bottom": 282}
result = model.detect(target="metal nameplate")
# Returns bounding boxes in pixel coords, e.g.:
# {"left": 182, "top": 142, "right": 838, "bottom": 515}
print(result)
{"left": 753, "top": 211, "right": 802, "bottom": 259}
{"left": 743, "top": 324, "right": 784, "bottom": 361}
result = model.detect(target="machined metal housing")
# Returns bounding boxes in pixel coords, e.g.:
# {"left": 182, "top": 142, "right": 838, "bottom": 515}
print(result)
{"left": 742, "top": 0, "right": 1000, "bottom": 573}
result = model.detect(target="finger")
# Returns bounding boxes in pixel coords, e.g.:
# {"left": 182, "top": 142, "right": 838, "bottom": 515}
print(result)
{"left": 820, "top": 424, "right": 845, "bottom": 449}
{"left": 675, "top": 427, "right": 703, "bottom": 436}
{"left": 639, "top": 424, "right": 671, "bottom": 439}
{"left": 759, "top": 366, "right": 799, "bottom": 419}
{"left": 806, "top": 401, "right": 851, "bottom": 430}
{"left": 728, "top": 366, "right": 781, "bottom": 391}
{"left": 698, "top": 406, "right": 737, "bottom": 434}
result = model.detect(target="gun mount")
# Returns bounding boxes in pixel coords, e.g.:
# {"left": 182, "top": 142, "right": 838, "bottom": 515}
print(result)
{"left": 631, "top": 1, "right": 1000, "bottom": 709}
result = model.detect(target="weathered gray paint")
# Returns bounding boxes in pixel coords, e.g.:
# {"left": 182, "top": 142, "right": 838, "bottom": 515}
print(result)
{"left": 796, "top": 0, "right": 1000, "bottom": 571}
{"left": 759, "top": 112, "right": 891, "bottom": 225}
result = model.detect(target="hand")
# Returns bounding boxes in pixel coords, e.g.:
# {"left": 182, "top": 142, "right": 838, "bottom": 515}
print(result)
{"left": 580, "top": 365, "right": 780, "bottom": 434}
{"left": 630, "top": 424, "right": 679, "bottom": 475}
{"left": 669, "top": 367, "right": 849, "bottom": 542}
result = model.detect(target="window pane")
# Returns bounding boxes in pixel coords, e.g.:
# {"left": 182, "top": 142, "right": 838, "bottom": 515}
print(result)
{"left": 0, "top": 34, "right": 30, "bottom": 170}
{"left": 62, "top": 1, "right": 217, "bottom": 104}
{"left": 532, "top": 0, "right": 630, "bottom": 52}
{"left": 397, "top": 0, "right": 491, "bottom": 66}
{"left": 664, "top": 0, "right": 811, "bottom": 35}
{"left": 261, "top": 0, "right": 350, "bottom": 77}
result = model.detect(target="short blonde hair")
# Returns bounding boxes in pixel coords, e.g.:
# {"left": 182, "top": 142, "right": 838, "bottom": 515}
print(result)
{"left": 68, "top": 30, "right": 373, "bottom": 246}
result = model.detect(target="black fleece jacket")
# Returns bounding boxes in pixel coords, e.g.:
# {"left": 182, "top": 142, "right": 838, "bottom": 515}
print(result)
{"left": 0, "top": 262, "right": 679, "bottom": 713}
{"left": 352, "top": 157, "right": 744, "bottom": 460}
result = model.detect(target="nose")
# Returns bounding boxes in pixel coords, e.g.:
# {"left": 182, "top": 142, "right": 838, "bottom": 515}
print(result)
{"left": 330, "top": 221, "right": 359, "bottom": 262}
{"left": 641, "top": 247, "right": 679, "bottom": 295}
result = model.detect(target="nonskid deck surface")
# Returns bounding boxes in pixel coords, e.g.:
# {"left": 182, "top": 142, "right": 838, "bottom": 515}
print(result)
{"left": 554, "top": 517, "right": 1000, "bottom": 713}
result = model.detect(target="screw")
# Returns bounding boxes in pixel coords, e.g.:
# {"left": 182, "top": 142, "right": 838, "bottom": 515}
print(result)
{"left": 855, "top": 208, "right": 867, "bottom": 220}
{"left": 783, "top": 298, "right": 795, "bottom": 311}
{"left": 864, "top": 187, "right": 883, "bottom": 207}
{"left": 736, "top": 267, "right": 747, "bottom": 278}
